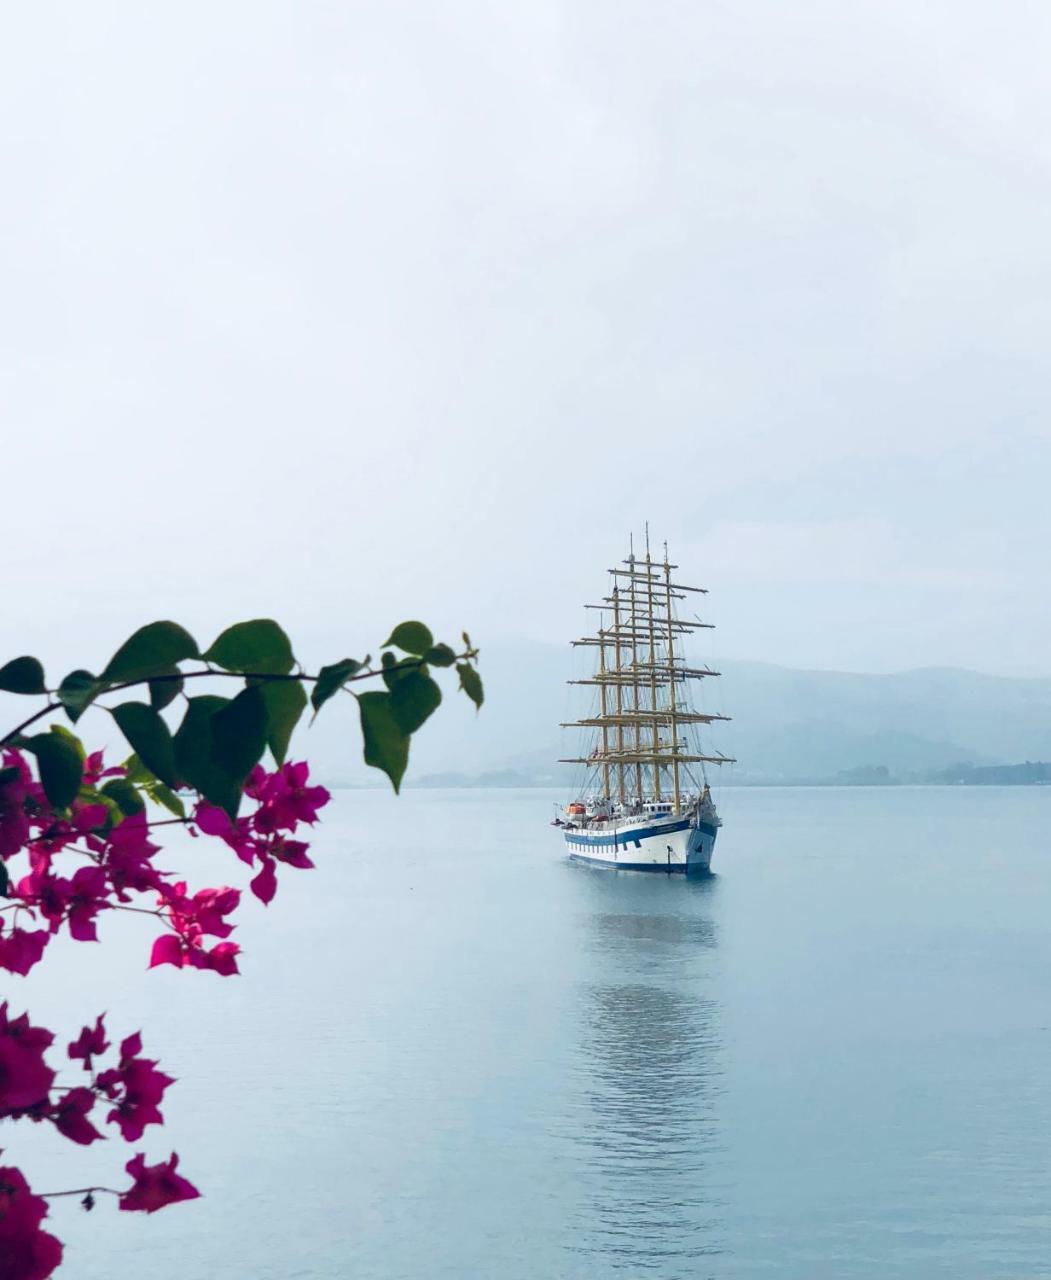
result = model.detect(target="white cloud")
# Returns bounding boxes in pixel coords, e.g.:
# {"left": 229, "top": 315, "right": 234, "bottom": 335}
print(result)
{"left": 0, "top": 0, "right": 1048, "bottom": 674}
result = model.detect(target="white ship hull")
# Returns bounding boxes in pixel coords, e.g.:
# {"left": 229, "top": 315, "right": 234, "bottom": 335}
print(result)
{"left": 563, "top": 811, "right": 718, "bottom": 874}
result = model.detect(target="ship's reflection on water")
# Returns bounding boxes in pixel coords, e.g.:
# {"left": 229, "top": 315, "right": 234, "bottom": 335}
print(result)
{"left": 566, "top": 873, "right": 725, "bottom": 1276}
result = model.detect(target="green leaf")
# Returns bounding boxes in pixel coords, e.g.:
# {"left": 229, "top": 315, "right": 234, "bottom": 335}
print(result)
{"left": 204, "top": 619, "right": 294, "bottom": 675}
{"left": 101, "top": 777, "right": 146, "bottom": 816}
{"left": 120, "top": 755, "right": 187, "bottom": 817}
{"left": 310, "top": 658, "right": 363, "bottom": 718}
{"left": 457, "top": 662, "right": 484, "bottom": 710}
{"left": 149, "top": 781, "right": 186, "bottom": 819}
{"left": 122, "top": 753, "right": 153, "bottom": 784}
{"left": 57, "top": 670, "right": 99, "bottom": 723}
{"left": 173, "top": 695, "right": 240, "bottom": 817}
{"left": 173, "top": 697, "right": 228, "bottom": 778}
{"left": 423, "top": 643, "right": 456, "bottom": 668}
{"left": 102, "top": 621, "right": 199, "bottom": 684}
{"left": 211, "top": 686, "right": 269, "bottom": 781}
{"left": 388, "top": 669, "right": 442, "bottom": 735}
{"left": 50, "top": 722, "right": 86, "bottom": 760}
{"left": 111, "top": 702, "right": 178, "bottom": 787}
{"left": 259, "top": 679, "right": 307, "bottom": 765}
{"left": 358, "top": 690, "right": 409, "bottom": 792}
{"left": 382, "top": 621, "right": 433, "bottom": 656}
{"left": 25, "top": 729, "right": 84, "bottom": 807}
{"left": 0, "top": 860, "right": 8, "bottom": 897}
{"left": 149, "top": 672, "right": 183, "bottom": 711}
{"left": 0, "top": 656, "right": 46, "bottom": 695}
{"left": 0, "top": 765, "right": 20, "bottom": 788}
{"left": 381, "top": 652, "right": 418, "bottom": 691}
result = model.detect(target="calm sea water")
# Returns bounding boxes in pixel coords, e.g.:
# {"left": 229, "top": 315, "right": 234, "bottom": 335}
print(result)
{"left": 14, "top": 785, "right": 1051, "bottom": 1279}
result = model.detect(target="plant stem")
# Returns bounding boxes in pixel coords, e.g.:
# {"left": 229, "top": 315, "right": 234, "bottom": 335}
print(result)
{"left": 1, "top": 702, "right": 62, "bottom": 745}
{"left": 105, "top": 904, "right": 166, "bottom": 920}
{"left": 39, "top": 1186, "right": 121, "bottom": 1199}
{"left": 1, "top": 650, "right": 477, "bottom": 746}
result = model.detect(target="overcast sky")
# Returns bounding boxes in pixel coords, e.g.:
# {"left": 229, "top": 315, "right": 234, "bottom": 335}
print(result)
{"left": 2, "top": 1, "right": 1049, "bottom": 678}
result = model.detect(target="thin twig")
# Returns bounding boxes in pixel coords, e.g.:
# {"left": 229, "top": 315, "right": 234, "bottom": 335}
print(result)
{"left": 1, "top": 701, "right": 62, "bottom": 745}
{"left": 103, "top": 904, "right": 166, "bottom": 919}
{"left": 20, "top": 815, "right": 190, "bottom": 850}
{"left": 39, "top": 1186, "right": 121, "bottom": 1199}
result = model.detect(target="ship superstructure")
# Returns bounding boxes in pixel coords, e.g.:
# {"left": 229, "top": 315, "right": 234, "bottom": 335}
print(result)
{"left": 555, "top": 533, "right": 734, "bottom": 873}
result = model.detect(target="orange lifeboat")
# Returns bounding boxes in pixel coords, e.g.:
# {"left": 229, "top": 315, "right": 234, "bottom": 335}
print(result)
{"left": 566, "top": 803, "right": 586, "bottom": 816}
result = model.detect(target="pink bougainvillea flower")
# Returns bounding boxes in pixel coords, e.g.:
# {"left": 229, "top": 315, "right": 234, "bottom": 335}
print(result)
{"left": 161, "top": 882, "right": 240, "bottom": 939}
{"left": 152, "top": 881, "right": 241, "bottom": 969}
{"left": 248, "top": 834, "right": 316, "bottom": 905}
{"left": 194, "top": 802, "right": 257, "bottom": 865}
{"left": 118, "top": 1152, "right": 199, "bottom": 1214}
{"left": 64, "top": 866, "right": 109, "bottom": 942}
{"left": 194, "top": 887, "right": 240, "bottom": 935}
{"left": 242, "top": 764, "right": 268, "bottom": 799}
{"left": 148, "top": 934, "right": 183, "bottom": 970}
{"left": 249, "top": 857, "right": 277, "bottom": 905}
{"left": 71, "top": 802, "right": 110, "bottom": 835}
{"left": 197, "top": 770, "right": 325, "bottom": 909}
{"left": 0, "top": 1004, "right": 55, "bottom": 1114}
{"left": 49, "top": 1086, "right": 103, "bottom": 1146}
{"left": 23, "top": 820, "right": 78, "bottom": 864}
{"left": 82, "top": 750, "right": 124, "bottom": 786}
{"left": 96, "top": 1032, "right": 175, "bottom": 1142}
{"left": 0, "top": 925, "right": 49, "bottom": 977}
{"left": 68, "top": 1015, "right": 109, "bottom": 1067}
{"left": 0, "top": 1164, "right": 63, "bottom": 1279}
{"left": 271, "top": 837, "right": 314, "bottom": 869}
{"left": 149, "top": 933, "right": 240, "bottom": 977}
{"left": 250, "top": 761, "right": 330, "bottom": 834}
{"left": 192, "top": 802, "right": 233, "bottom": 838}
{"left": 0, "top": 1005, "right": 53, "bottom": 1054}
{"left": 193, "top": 940, "right": 240, "bottom": 975}
{"left": 98, "top": 813, "right": 166, "bottom": 901}
{"left": 24, "top": 845, "right": 51, "bottom": 882}
{"left": 14, "top": 869, "right": 48, "bottom": 912}
{"left": 18, "top": 864, "right": 109, "bottom": 942}
{"left": 118, "top": 1031, "right": 142, "bottom": 1059}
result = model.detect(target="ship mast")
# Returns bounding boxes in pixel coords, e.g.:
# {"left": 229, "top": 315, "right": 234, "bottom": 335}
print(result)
{"left": 597, "top": 626, "right": 611, "bottom": 799}
{"left": 663, "top": 542, "right": 681, "bottom": 811}
{"left": 627, "top": 537, "right": 643, "bottom": 802}
{"left": 611, "top": 586, "right": 626, "bottom": 804}
{"left": 644, "top": 525, "right": 661, "bottom": 802}
{"left": 561, "top": 533, "right": 736, "bottom": 809}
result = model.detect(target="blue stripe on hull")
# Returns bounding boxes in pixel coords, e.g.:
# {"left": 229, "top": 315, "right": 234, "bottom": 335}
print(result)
{"left": 562, "top": 819, "right": 717, "bottom": 849}
{"left": 569, "top": 852, "right": 692, "bottom": 873}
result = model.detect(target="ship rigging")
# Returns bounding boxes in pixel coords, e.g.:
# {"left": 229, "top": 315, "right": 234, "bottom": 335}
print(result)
{"left": 555, "top": 531, "right": 734, "bottom": 874}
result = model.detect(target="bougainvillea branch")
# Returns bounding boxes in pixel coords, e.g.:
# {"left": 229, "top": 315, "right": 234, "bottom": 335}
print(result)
{"left": 0, "top": 616, "right": 482, "bottom": 1278}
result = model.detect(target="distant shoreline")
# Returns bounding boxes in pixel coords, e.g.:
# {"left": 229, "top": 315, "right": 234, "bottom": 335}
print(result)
{"left": 321, "top": 777, "right": 1051, "bottom": 792}
{"left": 399, "top": 760, "right": 1051, "bottom": 790}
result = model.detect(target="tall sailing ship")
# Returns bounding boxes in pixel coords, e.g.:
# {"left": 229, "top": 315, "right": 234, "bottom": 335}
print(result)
{"left": 555, "top": 533, "right": 734, "bottom": 874}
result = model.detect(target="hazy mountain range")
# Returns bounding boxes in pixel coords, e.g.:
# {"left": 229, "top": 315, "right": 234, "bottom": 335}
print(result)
{"left": 296, "top": 639, "right": 1051, "bottom": 787}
